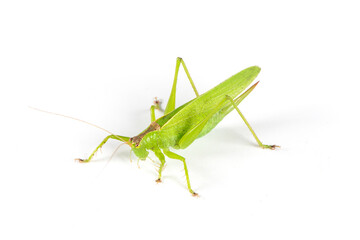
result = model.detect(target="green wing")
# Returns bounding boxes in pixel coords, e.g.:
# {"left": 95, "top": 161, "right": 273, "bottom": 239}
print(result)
{"left": 178, "top": 81, "right": 259, "bottom": 149}
{"left": 159, "top": 66, "right": 261, "bottom": 148}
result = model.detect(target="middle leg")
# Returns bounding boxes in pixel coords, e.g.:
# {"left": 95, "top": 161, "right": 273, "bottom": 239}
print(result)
{"left": 163, "top": 149, "right": 198, "bottom": 196}
{"left": 153, "top": 149, "right": 166, "bottom": 183}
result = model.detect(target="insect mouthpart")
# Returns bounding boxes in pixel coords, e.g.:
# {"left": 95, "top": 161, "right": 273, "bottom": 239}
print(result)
{"left": 129, "top": 136, "right": 141, "bottom": 147}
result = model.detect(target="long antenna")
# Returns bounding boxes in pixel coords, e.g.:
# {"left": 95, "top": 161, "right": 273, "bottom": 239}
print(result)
{"left": 30, "top": 106, "right": 115, "bottom": 135}
{"left": 29, "top": 106, "right": 131, "bottom": 145}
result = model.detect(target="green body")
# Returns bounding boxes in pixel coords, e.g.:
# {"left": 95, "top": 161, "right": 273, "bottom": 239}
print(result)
{"left": 139, "top": 66, "right": 260, "bottom": 151}
{"left": 79, "top": 58, "right": 278, "bottom": 196}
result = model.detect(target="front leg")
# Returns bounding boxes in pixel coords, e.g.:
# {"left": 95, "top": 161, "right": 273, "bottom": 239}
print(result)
{"left": 153, "top": 97, "right": 162, "bottom": 111}
{"left": 75, "top": 135, "right": 126, "bottom": 163}
{"left": 150, "top": 105, "right": 156, "bottom": 122}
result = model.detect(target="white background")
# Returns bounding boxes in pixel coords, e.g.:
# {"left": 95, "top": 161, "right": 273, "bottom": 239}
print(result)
{"left": 1, "top": 0, "right": 359, "bottom": 239}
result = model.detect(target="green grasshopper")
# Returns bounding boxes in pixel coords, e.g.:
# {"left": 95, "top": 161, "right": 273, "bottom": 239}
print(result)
{"left": 76, "top": 57, "right": 278, "bottom": 196}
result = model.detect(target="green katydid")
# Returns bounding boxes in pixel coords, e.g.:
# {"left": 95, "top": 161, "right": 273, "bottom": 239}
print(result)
{"left": 72, "top": 57, "right": 278, "bottom": 196}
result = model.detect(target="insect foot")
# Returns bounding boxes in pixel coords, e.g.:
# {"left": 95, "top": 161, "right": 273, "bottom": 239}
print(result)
{"left": 155, "top": 178, "right": 162, "bottom": 183}
{"left": 262, "top": 145, "right": 280, "bottom": 150}
{"left": 153, "top": 97, "right": 162, "bottom": 110}
{"left": 192, "top": 192, "right": 199, "bottom": 197}
{"left": 74, "top": 158, "right": 88, "bottom": 163}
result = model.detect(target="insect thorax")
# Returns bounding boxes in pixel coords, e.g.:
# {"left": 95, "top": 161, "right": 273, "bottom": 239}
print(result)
{"left": 130, "top": 121, "right": 161, "bottom": 147}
